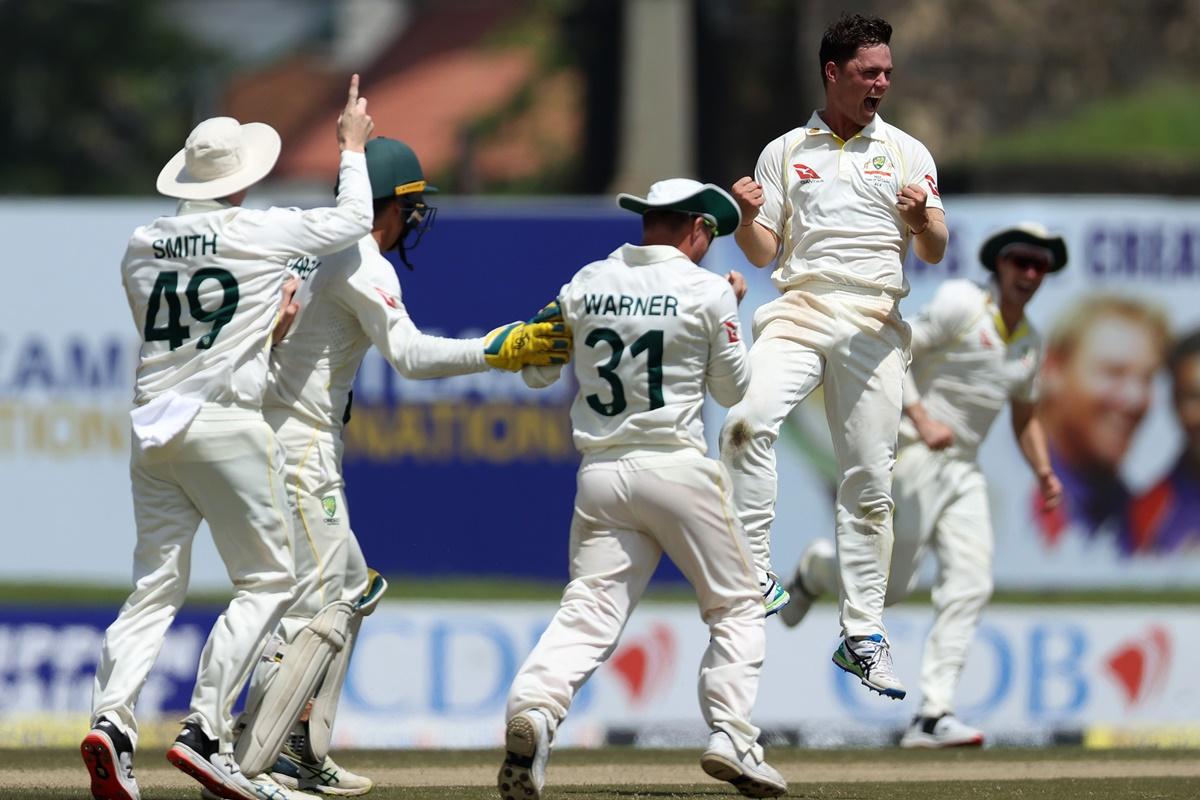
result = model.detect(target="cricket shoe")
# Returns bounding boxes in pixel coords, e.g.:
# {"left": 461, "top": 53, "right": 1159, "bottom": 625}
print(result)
{"left": 699, "top": 730, "right": 787, "bottom": 798}
{"left": 760, "top": 573, "right": 790, "bottom": 618}
{"left": 81, "top": 718, "right": 140, "bottom": 800}
{"left": 832, "top": 633, "right": 906, "bottom": 699}
{"left": 272, "top": 745, "right": 373, "bottom": 796}
{"left": 900, "top": 714, "right": 984, "bottom": 749}
{"left": 167, "top": 721, "right": 262, "bottom": 800}
{"left": 498, "top": 708, "right": 551, "bottom": 800}
{"left": 200, "top": 777, "right": 324, "bottom": 800}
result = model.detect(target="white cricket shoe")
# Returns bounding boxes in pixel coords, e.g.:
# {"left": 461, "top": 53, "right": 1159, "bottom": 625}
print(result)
{"left": 760, "top": 572, "right": 790, "bottom": 618}
{"left": 832, "top": 634, "right": 907, "bottom": 699}
{"left": 900, "top": 714, "right": 985, "bottom": 748}
{"left": 81, "top": 718, "right": 140, "bottom": 800}
{"left": 700, "top": 730, "right": 787, "bottom": 798}
{"left": 498, "top": 708, "right": 552, "bottom": 800}
{"left": 271, "top": 747, "right": 373, "bottom": 796}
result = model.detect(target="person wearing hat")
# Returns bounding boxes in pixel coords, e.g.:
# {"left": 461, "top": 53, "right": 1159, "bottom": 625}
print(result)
{"left": 777, "top": 222, "right": 1068, "bottom": 748}
{"left": 224, "top": 135, "right": 572, "bottom": 795}
{"left": 83, "top": 77, "right": 377, "bottom": 800}
{"left": 718, "top": 13, "right": 949, "bottom": 702}
{"left": 497, "top": 179, "right": 787, "bottom": 800}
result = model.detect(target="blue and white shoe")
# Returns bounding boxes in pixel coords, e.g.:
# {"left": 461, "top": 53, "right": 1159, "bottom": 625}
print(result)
{"left": 760, "top": 573, "right": 790, "bottom": 618}
{"left": 832, "top": 633, "right": 906, "bottom": 699}
{"left": 498, "top": 709, "right": 552, "bottom": 800}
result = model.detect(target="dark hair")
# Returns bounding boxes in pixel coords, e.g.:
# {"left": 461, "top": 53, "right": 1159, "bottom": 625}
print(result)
{"left": 1169, "top": 328, "right": 1200, "bottom": 378}
{"left": 372, "top": 195, "right": 396, "bottom": 218}
{"left": 642, "top": 208, "right": 694, "bottom": 231}
{"left": 819, "top": 14, "right": 892, "bottom": 85}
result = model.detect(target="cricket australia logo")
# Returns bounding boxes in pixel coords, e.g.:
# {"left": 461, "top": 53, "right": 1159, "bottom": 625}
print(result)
{"left": 322, "top": 496, "right": 338, "bottom": 524}
{"left": 863, "top": 154, "right": 894, "bottom": 186}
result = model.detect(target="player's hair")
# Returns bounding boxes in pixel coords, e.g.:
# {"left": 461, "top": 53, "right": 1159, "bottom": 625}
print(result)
{"left": 372, "top": 196, "right": 396, "bottom": 218}
{"left": 1168, "top": 328, "right": 1200, "bottom": 378}
{"left": 819, "top": 14, "right": 892, "bottom": 85}
{"left": 642, "top": 208, "right": 696, "bottom": 232}
{"left": 1046, "top": 295, "right": 1171, "bottom": 362}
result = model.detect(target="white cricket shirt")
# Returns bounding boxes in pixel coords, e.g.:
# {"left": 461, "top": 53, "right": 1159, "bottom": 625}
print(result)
{"left": 122, "top": 151, "right": 373, "bottom": 406}
{"left": 755, "top": 112, "right": 943, "bottom": 297}
{"left": 899, "top": 279, "right": 1041, "bottom": 461}
{"left": 264, "top": 236, "right": 487, "bottom": 430}
{"left": 527, "top": 244, "right": 748, "bottom": 456}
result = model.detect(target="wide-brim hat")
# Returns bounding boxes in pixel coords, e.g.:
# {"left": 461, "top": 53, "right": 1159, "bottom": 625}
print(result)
{"left": 617, "top": 178, "right": 741, "bottom": 236}
{"left": 979, "top": 222, "right": 1068, "bottom": 272}
{"left": 365, "top": 136, "right": 438, "bottom": 200}
{"left": 156, "top": 117, "right": 281, "bottom": 200}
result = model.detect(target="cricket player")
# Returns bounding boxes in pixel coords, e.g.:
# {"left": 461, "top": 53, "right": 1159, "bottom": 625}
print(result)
{"left": 499, "top": 179, "right": 786, "bottom": 800}
{"left": 781, "top": 223, "right": 1066, "bottom": 747}
{"left": 229, "top": 136, "right": 571, "bottom": 795}
{"left": 719, "top": 13, "right": 947, "bottom": 699}
{"left": 82, "top": 77, "right": 374, "bottom": 800}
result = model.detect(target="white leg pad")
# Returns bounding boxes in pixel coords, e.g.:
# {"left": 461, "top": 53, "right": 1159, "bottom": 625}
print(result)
{"left": 234, "top": 600, "right": 354, "bottom": 776}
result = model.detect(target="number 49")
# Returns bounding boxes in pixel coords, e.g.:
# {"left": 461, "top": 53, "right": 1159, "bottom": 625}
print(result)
{"left": 144, "top": 268, "right": 239, "bottom": 350}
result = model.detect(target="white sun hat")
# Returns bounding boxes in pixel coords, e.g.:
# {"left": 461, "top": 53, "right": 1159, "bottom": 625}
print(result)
{"left": 617, "top": 178, "right": 742, "bottom": 236}
{"left": 156, "top": 116, "right": 282, "bottom": 200}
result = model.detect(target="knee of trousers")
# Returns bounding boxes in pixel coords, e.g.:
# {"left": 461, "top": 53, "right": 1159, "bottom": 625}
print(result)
{"left": 837, "top": 469, "right": 895, "bottom": 530}
{"left": 719, "top": 407, "right": 778, "bottom": 461}
{"left": 940, "top": 577, "right": 993, "bottom": 613}
{"left": 559, "top": 580, "right": 629, "bottom": 635}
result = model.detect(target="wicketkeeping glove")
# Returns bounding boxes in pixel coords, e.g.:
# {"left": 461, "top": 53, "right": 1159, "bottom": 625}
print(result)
{"left": 483, "top": 301, "right": 572, "bottom": 371}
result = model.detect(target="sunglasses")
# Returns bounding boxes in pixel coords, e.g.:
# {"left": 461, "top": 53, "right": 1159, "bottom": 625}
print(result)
{"left": 690, "top": 214, "right": 718, "bottom": 239}
{"left": 1007, "top": 254, "right": 1053, "bottom": 273}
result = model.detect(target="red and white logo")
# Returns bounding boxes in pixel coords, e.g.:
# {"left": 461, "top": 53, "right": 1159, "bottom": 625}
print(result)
{"left": 722, "top": 319, "right": 740, "bottom": 343}
{"left": 608, "top": 624, "right": 676, "bottom": 706}
{"left": 1105, "top": 625, "right": 1171, "bottom": 707}
{"left": 979, "top": 329, "right": 994, "bottom": 349}
{"left": 793, "top": 163, "right": 821, "bottom": 181}
{"left": 924, "top": 173, "right": 940, "bottom": 198}
{"left": 374, "top": 287, "right": 399, "bottom": 309}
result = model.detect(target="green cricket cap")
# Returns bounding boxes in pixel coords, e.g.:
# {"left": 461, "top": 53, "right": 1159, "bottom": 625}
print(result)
{"left": 365, "top": 137, "right": 438, "bottom": 200}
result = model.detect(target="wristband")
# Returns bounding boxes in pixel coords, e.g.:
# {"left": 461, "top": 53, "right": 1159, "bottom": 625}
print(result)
{"left": 909, "top": 220, "right": 929, "bottom": 236}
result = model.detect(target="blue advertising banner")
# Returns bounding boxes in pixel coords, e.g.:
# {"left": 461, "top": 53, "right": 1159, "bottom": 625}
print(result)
{"left": 340, "top": 202, "right": 644, "bottom": 580}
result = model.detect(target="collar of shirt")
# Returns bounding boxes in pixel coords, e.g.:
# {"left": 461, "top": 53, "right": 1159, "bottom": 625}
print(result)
{"left": 985, "top": 282, "right": 1030, "bottom": 344}
{"left": 616, "top": 243, "right": 691, "bottom": 266}
{"left": 175, "top": 198, "right": 234, "bottom": 216}
{"left": 802, "top": 110, "right": 885, "bottom": 144}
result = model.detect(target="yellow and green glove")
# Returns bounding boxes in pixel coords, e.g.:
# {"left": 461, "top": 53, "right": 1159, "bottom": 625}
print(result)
{"left": 483, "top": 301, "right": 573, "bottom": 371}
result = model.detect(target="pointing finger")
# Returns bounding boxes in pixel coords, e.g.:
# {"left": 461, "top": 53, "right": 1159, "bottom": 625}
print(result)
{"left": 346, "top": 74, "right": 360, "bottom": 108}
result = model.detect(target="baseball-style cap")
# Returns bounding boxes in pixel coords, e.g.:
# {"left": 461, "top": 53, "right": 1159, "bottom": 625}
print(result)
{"left": 156, "top": 117, "right": 281, "bottom": 200}
{"left": 617, "top": 178, "right": 742, "bottom": 236}
{"left": 979, "top": 222, "right": 1068, "bottom": 273}
{"left": 365, "top": 137, "right": 438, "bottom": 200}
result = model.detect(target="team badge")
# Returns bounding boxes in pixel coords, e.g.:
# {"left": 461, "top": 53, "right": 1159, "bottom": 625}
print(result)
{"left": 322, "top": 496, "right": 337, "bottom": 518}
{"left": 872, "top": 155, "right": 888, "bottom": 170}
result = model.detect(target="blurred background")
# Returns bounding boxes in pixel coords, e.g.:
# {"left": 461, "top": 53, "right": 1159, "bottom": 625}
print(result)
{"left": 4, "top": 0, "right": 1200, "bottom": 752}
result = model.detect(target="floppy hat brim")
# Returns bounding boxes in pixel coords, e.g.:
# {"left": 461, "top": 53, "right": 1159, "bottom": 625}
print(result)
{"left": 617, "top": 183, "right": 742, "bottom": 236}
{"left": 156, "top": 122, "right": 282, "bottom": 200}
{"left": 979, "top": 227, "right": 1068, "bottom": 272}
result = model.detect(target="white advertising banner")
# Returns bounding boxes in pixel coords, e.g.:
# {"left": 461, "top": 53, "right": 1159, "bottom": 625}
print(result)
{"left": 705, "top": 196, "right": 1200, "bottom": 588}
{"left": 2, "top": 602, "right": 1193, "bottom": 748}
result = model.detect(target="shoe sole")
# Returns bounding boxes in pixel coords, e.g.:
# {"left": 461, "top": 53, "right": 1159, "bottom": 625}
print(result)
{"left": 900, "top": 733, "right": 984, "bottom": 749}
{"left": 777, "top": 590, "right": 812, "bottom": 628}
{"left": 700, "top": 752, "right": 787, "bottom": 799}
{"left": 498, "top": 714, "right": 541, "bottom": 800}
{"left": 166, "top": 744, "right": 256, "bottom": 800}
{"left": 832, "top": 648, "right": 906, "bottom": 700}
{"left": 80, "top": 731, "right": 139, "bottom": 800}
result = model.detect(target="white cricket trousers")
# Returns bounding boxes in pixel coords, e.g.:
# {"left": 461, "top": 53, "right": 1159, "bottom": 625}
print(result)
{"left": 241, "top": 411, "right": 370, "bottom": 720}
{"left": 92, "top": 405, "right": 298, "bottom": 751}
{"left": 506, "top": 449, "right": 767, "bottom": 760}
{"left": 719, "top": 282, "right": 910, "bottom": 638}
{"left": 804, "top": 442, "right": 994, "bottom": 717}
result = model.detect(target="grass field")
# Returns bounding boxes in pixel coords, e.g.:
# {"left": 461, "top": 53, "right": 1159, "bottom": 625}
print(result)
{"left": 15, "top": 746, "right": 1200, "bottom": 800}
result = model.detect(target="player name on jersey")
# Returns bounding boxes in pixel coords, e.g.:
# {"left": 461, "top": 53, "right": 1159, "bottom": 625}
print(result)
{"left": 582, "top": 293, "right": 679, "bottom": 317}
{"left": 152, "top": 233, "right": 219, "bottom": 259}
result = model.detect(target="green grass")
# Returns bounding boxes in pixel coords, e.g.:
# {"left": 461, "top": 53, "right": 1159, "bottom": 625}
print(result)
{"left": 1, "top": 579, "right": 1198, "bottom": 608}
{"left": 975, "top": 81, "right": 1200, "bottom": 165}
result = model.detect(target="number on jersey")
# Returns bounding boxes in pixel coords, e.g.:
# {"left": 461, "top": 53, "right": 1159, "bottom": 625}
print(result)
{"left": 144, "top": 268, "right": 240, "bottom": 350}
{"left": 585, "top": 327, "right": 664, "bottom": 416}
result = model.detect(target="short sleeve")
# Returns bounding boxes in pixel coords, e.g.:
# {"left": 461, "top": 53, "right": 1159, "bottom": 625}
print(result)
{"left": 903, "top": 139, "right": 943, "bottom": 214}
{"left": 909, "top": 280, "right": 982, "bottom": 357}
{"left": 753, "top": 135, "right": 789, "bottom": 238}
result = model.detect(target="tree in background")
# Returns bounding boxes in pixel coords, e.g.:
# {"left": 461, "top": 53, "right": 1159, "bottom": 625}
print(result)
{"left": 0, "top": 0, "right": 219, "bottom": 194}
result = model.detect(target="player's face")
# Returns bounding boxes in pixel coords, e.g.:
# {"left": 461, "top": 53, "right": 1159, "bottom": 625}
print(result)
{"left": 1174, "top": 355, "right": 1200, "bottom": 459}
{"left": 996, "top": 248, "right": 1052, "bottom": 309}
{"left": 1046, "top": 317, "right": 1161, "bottom": 469}
{"left": 826, "top": 44, "right": 892, "bottom": 130}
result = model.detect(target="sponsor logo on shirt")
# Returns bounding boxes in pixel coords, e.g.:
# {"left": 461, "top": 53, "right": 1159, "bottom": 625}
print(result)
{"left": 374, "top": 287, "right": 400, "bottom": 309}
{"left": 980, "top": 329, "right": 994, "bottom": 349}
{"left": 792, "top": 163, "right": 822, "bottom": 182}
{"left": 925, "top": 173, "right": 940, "bottom": 198}
{"left": 722, "top": 319, "right": 740, "bottom": 343}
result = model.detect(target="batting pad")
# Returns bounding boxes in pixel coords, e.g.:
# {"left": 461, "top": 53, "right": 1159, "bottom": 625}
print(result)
{"left": 235, "top": 600, "right": 354, "bottom": 776}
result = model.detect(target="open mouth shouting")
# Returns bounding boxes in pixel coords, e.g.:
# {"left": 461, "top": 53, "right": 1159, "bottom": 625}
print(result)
{"left": 864, "top": 95, "right": 883, "bottom": 115}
